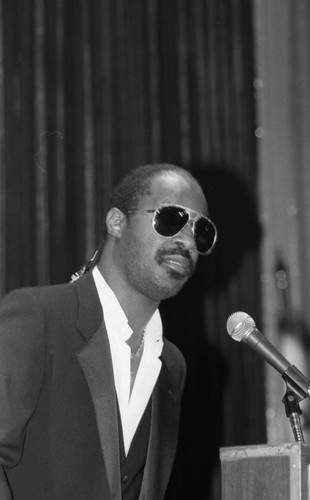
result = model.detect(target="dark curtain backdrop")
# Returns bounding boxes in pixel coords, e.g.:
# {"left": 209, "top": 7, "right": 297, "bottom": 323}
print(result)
{"left": 1, "top": 1, "right": 266, "bottom": 498}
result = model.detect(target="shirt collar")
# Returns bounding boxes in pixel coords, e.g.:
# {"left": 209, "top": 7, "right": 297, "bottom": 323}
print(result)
{"left": 92, "top": 266, "right": 163, "bottom": 355}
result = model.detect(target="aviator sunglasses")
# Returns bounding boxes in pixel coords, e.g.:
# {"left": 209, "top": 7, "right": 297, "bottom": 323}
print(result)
{"left": 127, "top": 204, "right": 217, "bottom": 255}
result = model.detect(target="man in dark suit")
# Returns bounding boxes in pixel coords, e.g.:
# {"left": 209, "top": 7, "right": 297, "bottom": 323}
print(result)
{"left": 0, "top": 163, "right": 217, "bottom": 499}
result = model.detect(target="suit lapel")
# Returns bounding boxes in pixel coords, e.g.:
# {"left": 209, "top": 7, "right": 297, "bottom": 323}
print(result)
{"left": 74, "top": 274, "right": 122, "bottom": 500}
{"left": 140, "top": 354, "right": 183, "bottom": 500}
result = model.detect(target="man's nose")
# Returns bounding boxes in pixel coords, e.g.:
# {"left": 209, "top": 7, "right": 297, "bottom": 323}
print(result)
{"left": 170, "top": 221, "right": 196, "bottom": 252}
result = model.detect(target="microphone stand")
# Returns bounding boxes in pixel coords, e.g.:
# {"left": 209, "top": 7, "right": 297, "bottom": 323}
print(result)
{"left": 282, "top": 375, "right": 305, "bottom": 444}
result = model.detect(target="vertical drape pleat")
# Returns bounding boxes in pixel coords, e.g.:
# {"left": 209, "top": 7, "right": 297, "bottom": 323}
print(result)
{"left": 34, "top": 0, "right": 49, "bottom": 284}
{"left": 144, "top": 0, "right": 161, "bottom": 160}
{"left": 80, "top": 0, "right": 96, "bottom": 258}
{"left": 0, "top": 0, "right": 4, "bottom": 298}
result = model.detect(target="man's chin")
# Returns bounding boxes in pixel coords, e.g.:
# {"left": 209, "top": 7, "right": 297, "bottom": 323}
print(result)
{"left": 156, "top": 270, "right": 192, "bottom": 300}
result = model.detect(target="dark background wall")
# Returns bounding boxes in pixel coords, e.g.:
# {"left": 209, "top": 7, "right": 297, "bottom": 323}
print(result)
{"left": 0, "top": 1, "right": 266, "bottom": 497}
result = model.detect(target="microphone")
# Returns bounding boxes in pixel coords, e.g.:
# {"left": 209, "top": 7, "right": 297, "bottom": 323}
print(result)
{"left": 226, "top": 311, "right": 310, "bottom": 400}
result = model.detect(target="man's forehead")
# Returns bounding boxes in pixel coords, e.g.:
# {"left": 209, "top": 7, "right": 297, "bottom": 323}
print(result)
{"left": 140, "top": 171, "right": 208, "bottom": 213}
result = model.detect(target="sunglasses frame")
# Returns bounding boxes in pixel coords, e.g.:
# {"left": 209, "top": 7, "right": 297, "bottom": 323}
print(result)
{"left": 127, "top": 204, "right": 217, "bottom": 256}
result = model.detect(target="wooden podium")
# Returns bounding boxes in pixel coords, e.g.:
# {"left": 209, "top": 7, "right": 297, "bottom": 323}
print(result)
{"left": 220, "top": 443, "right": 310, "bottom": 500}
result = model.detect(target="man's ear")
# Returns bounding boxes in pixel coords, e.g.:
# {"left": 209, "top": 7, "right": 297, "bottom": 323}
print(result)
{"left": 105, "top": 207, "right": 127, "bottom": 239}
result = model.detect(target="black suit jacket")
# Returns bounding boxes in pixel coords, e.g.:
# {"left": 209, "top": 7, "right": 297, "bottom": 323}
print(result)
{"left": 0, "top": 273, "right": 186, "bottom": 499}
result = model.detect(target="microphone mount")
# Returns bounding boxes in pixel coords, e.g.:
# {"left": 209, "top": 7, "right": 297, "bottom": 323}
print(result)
{"left": 282, "top": 385, "right": 305, "bottom": 444}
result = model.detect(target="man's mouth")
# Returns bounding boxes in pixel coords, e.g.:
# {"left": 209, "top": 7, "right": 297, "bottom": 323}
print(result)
{"left": 156, "top": 248, "right": 195, "bottom": 279}
{"left": 162, "top": 255, "right": 190, "bottom": 273}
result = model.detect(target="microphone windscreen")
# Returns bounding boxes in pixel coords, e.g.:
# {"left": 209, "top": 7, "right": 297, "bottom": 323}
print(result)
{"left": 226, "top": 311, "right": 256, "bottom": 341}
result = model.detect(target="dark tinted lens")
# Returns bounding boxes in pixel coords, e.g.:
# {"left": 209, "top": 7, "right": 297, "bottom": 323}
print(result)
{"left": 154, "top": 206, "right": 189, "bottom": 236}
{"left": 195, "top": 217, "right": 216, "bottom": 254}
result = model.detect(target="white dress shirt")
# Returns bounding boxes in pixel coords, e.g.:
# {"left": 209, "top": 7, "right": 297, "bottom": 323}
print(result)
{"left": 92, "top": 266, "right": 163, "bottom": 455}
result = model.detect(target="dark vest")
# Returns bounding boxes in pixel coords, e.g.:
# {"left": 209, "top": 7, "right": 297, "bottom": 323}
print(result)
{"left": 117, "top": 397, "right": 152, "bottom": 500}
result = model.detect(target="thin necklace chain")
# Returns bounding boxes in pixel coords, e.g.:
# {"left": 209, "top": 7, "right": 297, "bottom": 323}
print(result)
{"left": 131, "top": 330, "right": 146, "bottom": 359}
